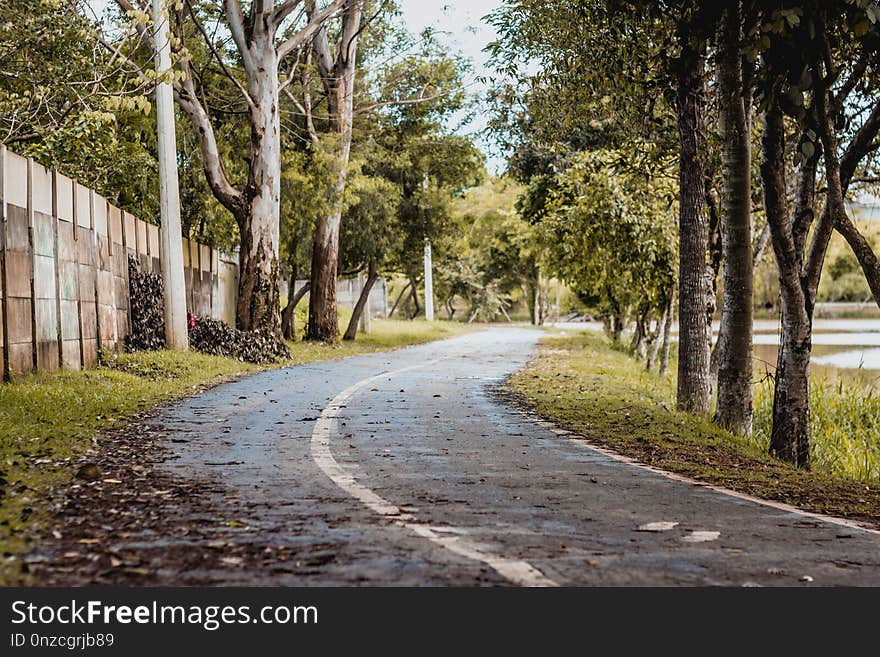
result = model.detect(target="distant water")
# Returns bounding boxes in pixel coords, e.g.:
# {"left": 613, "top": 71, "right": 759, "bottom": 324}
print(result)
{"left": 552, "top": 319, "right": 880, "bottom": 373}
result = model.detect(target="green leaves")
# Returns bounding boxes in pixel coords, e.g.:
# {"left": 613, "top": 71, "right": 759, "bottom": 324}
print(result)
{"left": 535, "top": 148, "right": 677, "bottom": 320}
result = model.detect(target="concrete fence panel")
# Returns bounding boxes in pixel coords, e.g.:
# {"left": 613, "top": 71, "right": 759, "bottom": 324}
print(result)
{"left": 0, "top": 148, "right": 241, "bottom": 380}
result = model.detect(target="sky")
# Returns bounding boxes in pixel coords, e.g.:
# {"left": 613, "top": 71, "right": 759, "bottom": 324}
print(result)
{"left": 396, "top": 0, "right": 506, "bottom": 172}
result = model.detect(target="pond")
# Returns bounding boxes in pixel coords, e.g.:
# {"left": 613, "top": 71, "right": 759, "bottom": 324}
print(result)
{"left": 552, "top": 318, "right": 880, "bottom": 384}
{"left": 752, "top": 318, "right": 880, "bottom": 385}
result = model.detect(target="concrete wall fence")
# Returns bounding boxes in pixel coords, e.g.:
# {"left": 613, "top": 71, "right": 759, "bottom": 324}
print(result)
{"left": 0, "top": 147, "right": 238, "bottom": 379}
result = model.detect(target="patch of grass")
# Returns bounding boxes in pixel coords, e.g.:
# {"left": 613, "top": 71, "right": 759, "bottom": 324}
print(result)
{"left": 283, "top": 319, "right": 474, "bottom": 363}
{"left": 508, "top": 331, "right": 880, "bottom": 527}
{"left": 754, "top": 376, "right": 880, "bottom": 481}
{"left": 0, "top": 318, "right": 472, "bottom": 583}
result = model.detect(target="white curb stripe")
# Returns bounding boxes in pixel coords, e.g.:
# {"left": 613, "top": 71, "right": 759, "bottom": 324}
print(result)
{"left": 525, "top": 415, "right": 880, "bottom": 537}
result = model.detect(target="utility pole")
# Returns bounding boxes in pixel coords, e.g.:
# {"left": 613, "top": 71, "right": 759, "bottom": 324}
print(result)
{"left": 423, "top": 239, "right": 434, "bottom": 321}
{"left": 153, "top": 0, "right": 188, "bottom": 350}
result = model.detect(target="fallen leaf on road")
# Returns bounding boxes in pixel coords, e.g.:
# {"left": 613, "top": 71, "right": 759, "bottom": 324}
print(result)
{"left": 681, "top": 531, "right": 720, "bottom": 543}
{"left": 637, "top": 521, "right": 679, "bottom": 532}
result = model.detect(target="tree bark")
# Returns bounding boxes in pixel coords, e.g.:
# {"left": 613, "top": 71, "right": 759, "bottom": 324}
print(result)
{"left": 674, "top": 33, "right": 713, "bottom": 415}
{"left": 343, "top": 262, "right": 378, "bottom": 340}
{"left": 281, "top": 278, "right": 310, "bottom": 341}
{"left": 647, "top": 305, "right": 666, "bottom": 371}
{"left": 526, "top": 264, "right": 539, "bottom": 325}
{"left": 408, "top": 274, "right": 421, "bottom": 318}
{"left": 761, "top": 98, "right": 812, "bottom": 467}
{"left": 388, "top": 281, "right": 411, "bottom": 318}
{"left": 235, "top": 39, "right": 283, "bottom": 332}
{"left": 306, "top": 0, "right": 364, "bottom": 342}
{"left": 659, "top": 287, "right": 675, "bottom": 376}
{"left": 714, "top": 1, "right": 753, "bottom": 435}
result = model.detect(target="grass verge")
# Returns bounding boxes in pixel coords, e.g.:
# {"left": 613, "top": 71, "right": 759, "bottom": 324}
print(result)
{"left": 0, "top": 318, "right": 472, "bottom": 583}
{"left": 507, "top": 331, "right": 880, "bottom": 528}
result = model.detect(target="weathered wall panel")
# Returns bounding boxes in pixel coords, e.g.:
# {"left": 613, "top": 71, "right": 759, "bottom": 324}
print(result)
{"left": 0, "top": 149, "right": 240, "bottom": 380}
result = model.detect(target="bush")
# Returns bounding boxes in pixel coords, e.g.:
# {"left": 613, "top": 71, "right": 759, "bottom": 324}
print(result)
{"left": 188, "top": 317, "right": 290, "bottom": 364}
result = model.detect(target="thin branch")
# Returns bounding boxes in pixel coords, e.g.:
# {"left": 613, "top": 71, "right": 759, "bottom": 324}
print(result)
{"left": 185, "top": 0, "right": 255, "bottom": 111}
{"left": 224, "top": 0, "right": 255, "bottom": 74}
{"left": 278, "top": 0, "right": 347, "bottom": 61}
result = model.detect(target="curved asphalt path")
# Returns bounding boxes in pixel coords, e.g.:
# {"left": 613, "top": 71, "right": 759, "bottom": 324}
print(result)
{"left": 154, "top": 328, "right": 880, "bottom": 586}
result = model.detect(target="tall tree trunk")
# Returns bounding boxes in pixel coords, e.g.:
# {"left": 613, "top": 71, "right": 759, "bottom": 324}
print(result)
{"left": 714, "top": 1, "right": 753, "bottom": 435}
{"left": 526, "top": 262, "right": 539, "bottom": 325}
{"left": 647, "top": 300, "right": 669, "bottom": 372}
{"left": 761, "top": 98, "right": 812, "bottom": 467}
{"left": 343, "top": 262, "right": 378, "bottom": 340}
{"left": 631, "top": 305, "right": 649, "bottom": 359}
{"left": 409, "top": 275, "right": 421, "bottom": 318}
{"left": 674, "top": 34, "right": 713, "bottom": 414}
{"left": 446, "top": 298, "right": 456, "bottom": 320}
{"left": 306, "top": 0, "right": 364, "bottom": 342}
{"left": 237, "top": 41, "right": 282, "bottom": 332}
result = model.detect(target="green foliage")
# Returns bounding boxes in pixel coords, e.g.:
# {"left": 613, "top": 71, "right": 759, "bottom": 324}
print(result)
{"left": 538, "top": 149, "right": 677, "bottom": 322}
{"left": 340, "top": 171, "right": 403, "bottom": 271}
{"left": 0, "top": 0, "right": 159, "bottom": 218}
{"left": 436, "top": 177, "right": 537, "bottom": 321}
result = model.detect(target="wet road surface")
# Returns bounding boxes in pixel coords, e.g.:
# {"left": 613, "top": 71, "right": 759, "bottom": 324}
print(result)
{"left": 147, "top": 328, "right": 880, "bottom": 586}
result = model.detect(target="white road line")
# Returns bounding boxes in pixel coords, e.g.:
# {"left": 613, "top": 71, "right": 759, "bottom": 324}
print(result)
{"left": 310, "top": 360, "right": 558, "bottom": 588}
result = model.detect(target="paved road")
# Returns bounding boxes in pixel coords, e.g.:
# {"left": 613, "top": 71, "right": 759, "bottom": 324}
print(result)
{"left": 152, "top": 328, "right": 880, "bottom": 586}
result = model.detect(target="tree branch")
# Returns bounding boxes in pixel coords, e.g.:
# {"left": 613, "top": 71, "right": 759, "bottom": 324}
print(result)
{"left": 278, "top": 0, "right": 346, "bottom": 61}
{"left": 184, "top": 0, "right": 255, "bottom": 111}
{"left": 224, "top": 0, "right": 255, "bottom": 74}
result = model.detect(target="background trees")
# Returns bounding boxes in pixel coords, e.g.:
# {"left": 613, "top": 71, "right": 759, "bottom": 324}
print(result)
{"left": 1, "top": 1, "right": 159, "bottom": 216}
{"left": 487, "top": 0, "right": 880, "bottom": 468}
{"left": 537, "top": 149, "right": 677, "bottom": 347}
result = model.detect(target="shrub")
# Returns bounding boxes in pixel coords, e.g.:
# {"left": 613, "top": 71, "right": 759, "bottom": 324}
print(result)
{"left": 188, "top": 317, "right": 290, "bottom": 364}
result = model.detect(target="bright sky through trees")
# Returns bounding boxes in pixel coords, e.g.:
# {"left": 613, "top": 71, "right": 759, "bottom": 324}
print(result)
{"left": 395, "top": 0, "right": 505, "bottom": 171}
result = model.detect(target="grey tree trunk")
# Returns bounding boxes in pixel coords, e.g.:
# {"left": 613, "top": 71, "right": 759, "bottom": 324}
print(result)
{"left": 714, "top": 1, "right": 753, "bottom": 435}
{"left": 408, "top": 274, "right": 421, "bottom": 318}
{"left": 647, "top": 306, "right": 667, "bottom": 371}
{"left": 236, "top": 39, "right": 282, "bottom": 332}
{"left": 281, "top": 278, "right": 310, "bottom": 341}
{"left": 307, "top": 0, "right": 364, "bottom": 342}
{"left": 674, "top": 36, "right": 712, "bottom": 415}
{"left": 760, "top": 99, "right": 812, "bottom": 467}
{"left": 659, "top": 288, "right": 675, "bottom": 376}
{"left": 343, "top": 262, "right": 377, "bottom": 341}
